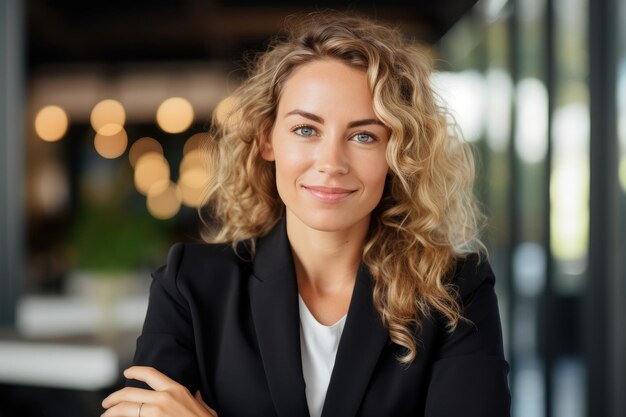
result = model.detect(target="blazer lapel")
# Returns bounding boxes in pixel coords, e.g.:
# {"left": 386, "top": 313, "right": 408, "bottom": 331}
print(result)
{"left": 248, "top": 218, "right": 310, "bottom": 417}
{"left": 321, "top": 264, "right": 389, "bottom": 417}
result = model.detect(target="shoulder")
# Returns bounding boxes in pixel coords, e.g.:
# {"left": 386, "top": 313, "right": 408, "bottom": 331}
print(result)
{"left": 449, "top": 253, "right": 496, "bottom": 300}
{"left": 151, "top": 241, "right": 252, "bottom": 298}
{"left": 426, "top": 253, "right": 510, "bottom": 414}
{"left": 439, "top": 253, "right": 505, "bottom": 357}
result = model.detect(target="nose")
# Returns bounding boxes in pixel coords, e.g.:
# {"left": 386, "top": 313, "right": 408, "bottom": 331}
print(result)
{"left": 315, "top": 135, "right": 349, "bottom": 175}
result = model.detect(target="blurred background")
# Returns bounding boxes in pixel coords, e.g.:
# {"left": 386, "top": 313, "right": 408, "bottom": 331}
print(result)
{"left": 0, "top": 0, "right": 624, "bottom": 416}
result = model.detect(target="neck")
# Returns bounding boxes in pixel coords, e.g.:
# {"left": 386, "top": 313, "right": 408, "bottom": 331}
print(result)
{"left": 285, "top": 210, "right": 369, "bottom": 296}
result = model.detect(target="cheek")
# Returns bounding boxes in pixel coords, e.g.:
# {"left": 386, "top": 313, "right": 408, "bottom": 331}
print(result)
{"left": 281, "top": 148, "right": 309, "bottom": 168}
{"left": 368, "top": 168, "right": 390, "bottom": 198}
{"left": 356, "top": 154, "right": 389, "bottom": 192}
{"left": 273, "top": 143, "right": 311, "bottom": 187}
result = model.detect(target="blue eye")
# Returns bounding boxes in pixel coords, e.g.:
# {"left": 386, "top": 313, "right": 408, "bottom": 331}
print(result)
{"left": 353, "top": 133, "right": 375, "bottom": 143}
{"left": 294, "top": 126, "right": 316, "bottom": 137}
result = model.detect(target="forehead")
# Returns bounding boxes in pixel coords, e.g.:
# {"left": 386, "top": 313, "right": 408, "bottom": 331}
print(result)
{"left": 276, "top": 59, "right": 375, "bottom": 117}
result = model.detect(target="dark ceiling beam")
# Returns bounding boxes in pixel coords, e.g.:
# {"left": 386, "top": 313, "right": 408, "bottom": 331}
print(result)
{"left": 27, "top": 1, "right": 477, "bottom": 68}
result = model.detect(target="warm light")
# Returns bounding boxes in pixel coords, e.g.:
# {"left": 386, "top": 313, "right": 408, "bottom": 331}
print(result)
{"left": 129, "top": 137, "right": 163, "bottom": 167}
{"left": 156, "top": 97, "right": 194, "bottom": 134}
{"left": 34, "top": 105, "right": 69, "bottom": 142}
{"left": 213, "top": 95, "right": 240, "bottom": 129}
{"left": 147, "top": 181, "right": 182, "bottom": 219}
{"left": 32, "top": 161, "right": 69, "bottom": 214}
{"left": 94, "top": 129, "right": 128, "bottom": 159}
{"left": 180, "top": 150, "right": 210, "bottom": 189}
{"left": 178, "top": 149, "right": 210, "bottom": 208}
{"left": 134, "top": 153, "right": 170, "bottom": 195}
{"left": 90, "top": 99, "right": 125, "bottom": 135}
{"left": 178, "top": 180, "right": 206, "bottom": 208}
{"left": 183, "top": 132, "right": 210, "bottom": 155}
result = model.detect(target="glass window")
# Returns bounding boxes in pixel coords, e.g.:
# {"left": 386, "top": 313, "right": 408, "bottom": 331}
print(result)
{"left": 438, "top": 0, "right": 592, "bottom": 415}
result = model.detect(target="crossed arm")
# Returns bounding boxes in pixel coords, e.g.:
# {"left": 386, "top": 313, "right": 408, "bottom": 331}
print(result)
{"left": 101, "top": 366, "right": 218, "bottom": 417}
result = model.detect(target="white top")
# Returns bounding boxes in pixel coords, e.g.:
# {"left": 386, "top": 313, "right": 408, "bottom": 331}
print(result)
{"left": 298, "top": 295, "right": 347, "bottom": 417}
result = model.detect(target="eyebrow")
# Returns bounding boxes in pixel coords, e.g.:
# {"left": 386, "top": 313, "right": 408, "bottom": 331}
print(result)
{"left": 284, "top": 109, "right": 385, "bottom": 128}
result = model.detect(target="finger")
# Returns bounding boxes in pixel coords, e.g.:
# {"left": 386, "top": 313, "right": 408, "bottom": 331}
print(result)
{"left": 102, "top": 387, "right": 157, "bottom": 409}
{"left": 195, "top": 391, "right": 218, "bottom": 417}
{"left": 124, "top": 366, "right": 178, "bottom": 391}
{"left": 101, "top": 401, "right": 143, "bottom": 417}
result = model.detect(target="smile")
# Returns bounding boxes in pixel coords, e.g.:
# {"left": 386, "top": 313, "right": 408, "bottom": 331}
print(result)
{"left": 302, "top": 185, "right": 356, "bottom": 203}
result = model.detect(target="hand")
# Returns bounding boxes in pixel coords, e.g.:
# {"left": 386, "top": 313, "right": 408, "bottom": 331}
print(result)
{"left": 101, "top": 366, "right": 218, "bottom": 417}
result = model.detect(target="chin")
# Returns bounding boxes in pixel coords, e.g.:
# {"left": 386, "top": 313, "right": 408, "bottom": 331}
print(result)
{"left": 293, "top": 210, "right": 371, "bottom": 234}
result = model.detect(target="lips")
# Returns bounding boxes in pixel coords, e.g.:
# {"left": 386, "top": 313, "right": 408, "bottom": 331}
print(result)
{"left": 302, "top": 185, "right": 356, "bottom": 202}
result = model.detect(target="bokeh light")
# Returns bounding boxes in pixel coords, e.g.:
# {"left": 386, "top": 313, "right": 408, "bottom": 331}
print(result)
{"left": 178, "top": 148, "right": 210, "bottom": 208}
{"left": 90, "top": 99, "right": 125, "bottom": 135}
{"left": 129, "top": 137, "right": 163, "bottom": 168}
{"left": 431, "top": 70, "right": 485, "bottom": 142}
{"left": 551, "top": 103, "right": 589, "bottom": 261}
{"left": 515, "top": 78, "right": 548, "bottom": 164}
{"left": 213, "top": 95, "right": 240, "bottom": 129}
{"left": 147, "top": 181, "right": 182, "bottom": 219}
{"left": 180, "top": 150, "right": 210, "bottom": 189}
{"left": 34, "top": 105, "right": 69, "bottom": 142}
{"left": 156, "top": 97, "right": 194, "bottom": 134}
{"left": 94, "top": 129, "right": 128, "bottom": 159}
{"left": 183, "top": 132, "right": 210, "bottom": 155}
{"left": 134, "top": 153, "right": 170, "bottom": 195}
{"left": 32, "top": 161, "right": 69, "bottom": 215}
{"left": 178, "top": 181, "right": 207, "bottom": 208}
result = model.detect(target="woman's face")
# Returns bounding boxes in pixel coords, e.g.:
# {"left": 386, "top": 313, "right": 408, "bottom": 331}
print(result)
{"left": 262, "top": 59, "right": 390, "bottom": 234}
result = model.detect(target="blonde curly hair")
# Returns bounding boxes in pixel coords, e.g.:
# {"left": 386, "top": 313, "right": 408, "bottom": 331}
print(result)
{"left": 201, "top": 12, "right": 485, "bottom": 364}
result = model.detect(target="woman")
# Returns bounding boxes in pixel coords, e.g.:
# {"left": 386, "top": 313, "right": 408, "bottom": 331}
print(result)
{"left": 102, "top": 13, "right": 511, "bottom": 417}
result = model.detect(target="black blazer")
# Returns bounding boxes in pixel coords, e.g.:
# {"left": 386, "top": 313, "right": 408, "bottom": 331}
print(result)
{"left": 127, "top": 218, "right": 511, "bottom": 416}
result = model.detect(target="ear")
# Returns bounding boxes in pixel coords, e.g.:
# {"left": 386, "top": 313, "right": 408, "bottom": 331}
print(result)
{"left": 260, "top": 133, "right": 275, "bottom": 161}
